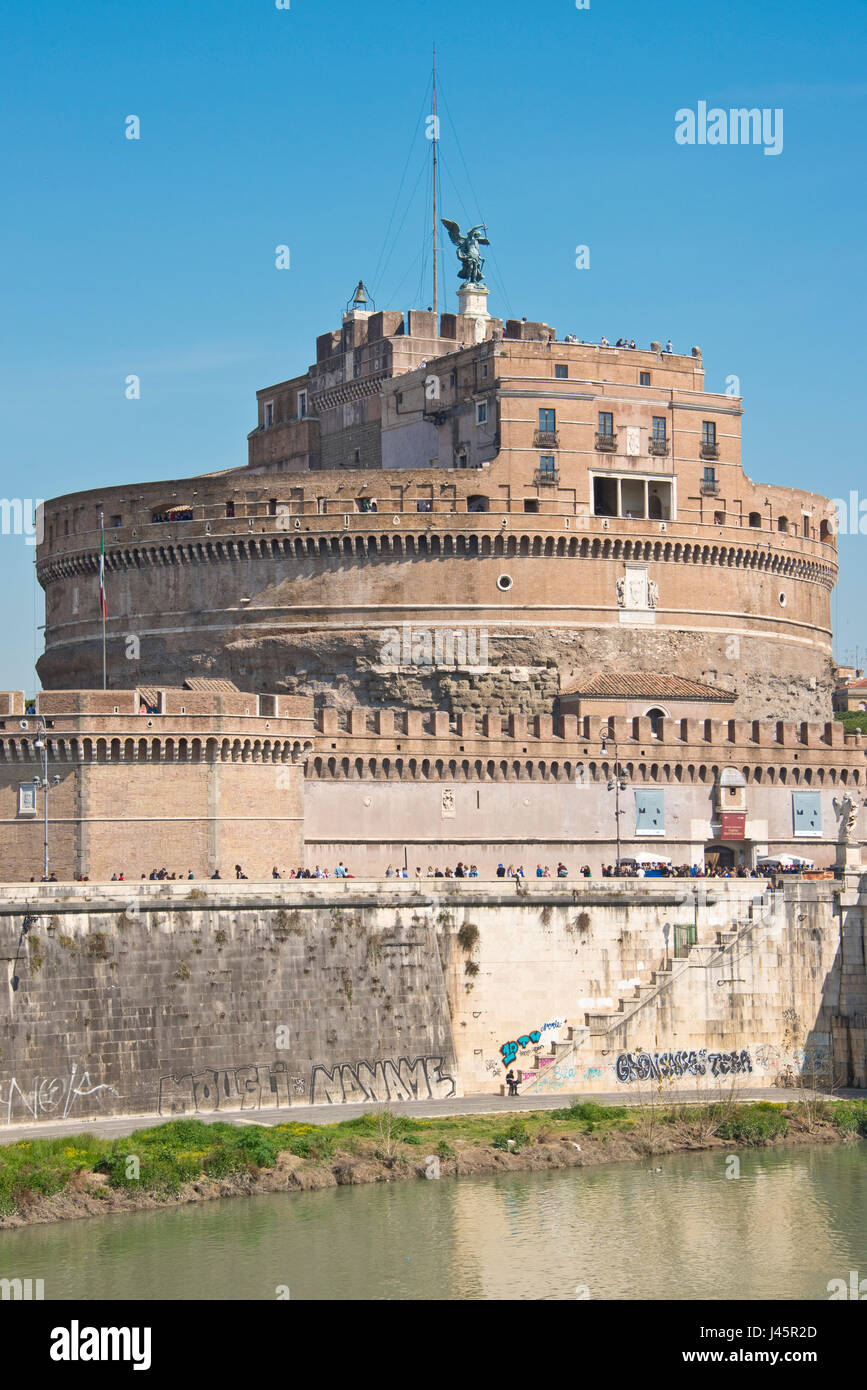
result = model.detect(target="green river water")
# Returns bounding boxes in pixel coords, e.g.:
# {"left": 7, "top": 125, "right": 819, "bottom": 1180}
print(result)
{"left": 1, "top": 1142, "right": 865, "bottom": 1300}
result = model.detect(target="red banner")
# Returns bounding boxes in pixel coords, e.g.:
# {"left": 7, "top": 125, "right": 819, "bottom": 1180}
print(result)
{"left": 721, "top": 812, "right": 747, "bottom": 840}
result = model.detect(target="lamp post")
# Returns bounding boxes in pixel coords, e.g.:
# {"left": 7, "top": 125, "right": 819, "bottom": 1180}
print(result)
{"left": 600, "top": 727, "right": 627, "bottom": 872}
{"left": 32, "top": 716, "right": 60, "bottom": 882}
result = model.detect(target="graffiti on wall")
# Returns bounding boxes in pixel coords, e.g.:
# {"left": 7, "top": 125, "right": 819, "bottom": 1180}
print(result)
{"left": 159, "top": 1061, "right": 297, "bottom": 1116}
{"left": 310, "top": 1056, "right": 456, "bottom": 1106}
{"left": 500, "top": 1030, "right": 542, "bottom": 1068}
{"left": 159, "top": 1057, "right": 456, "bottom": 1114}
{"left": 614, "top": 1048, "right": 753, "bottom": 1083}
{"left": 753, "top": 1043, "right": 831, "bottom": 1086}
{"left": 0, "top": 1062, "right": 120, "bottom": 1125}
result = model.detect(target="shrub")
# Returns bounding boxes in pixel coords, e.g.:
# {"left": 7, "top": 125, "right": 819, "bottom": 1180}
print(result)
{"left": 492, "top": 1119, "right": 530, "bottom": 1152}
{"left": 457, "top": 923, "right": 479, "bottom": 952}
{"left": 832, "top": 1101, "right": 867, "bottom": 1136}
{"left": 551, "top": 1100, "right": 628, "bottom": 1128}
{"left": 716, "top": 1106, "right": 789, "bottom": 1146}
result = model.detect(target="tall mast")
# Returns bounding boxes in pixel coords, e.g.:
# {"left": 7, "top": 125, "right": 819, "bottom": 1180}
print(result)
{"left": 432, "top": 44, "right": 438, "bottom": 320}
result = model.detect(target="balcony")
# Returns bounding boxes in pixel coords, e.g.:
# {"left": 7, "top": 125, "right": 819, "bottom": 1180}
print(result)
{"left": 595, "top": 432, "right": 617, "bottom": 452}
{"left": 533, "top": 430, "right": 559, "bottom": 448}
{"left": 648, "top": 437, "right": 669, "bottom": 456}
{"left": 700, "top": 479, "right": 721, "bottom": 496}
{"left": 700, "top": 441, "right": 720, "bottom": 460}
{"left": 534, "top": 468, "right": 559, "bottom": 485}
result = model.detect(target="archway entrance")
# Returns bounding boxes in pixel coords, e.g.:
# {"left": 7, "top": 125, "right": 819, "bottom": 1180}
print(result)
{"left": 704, "top": 843, "right": 735, "bottom": 871}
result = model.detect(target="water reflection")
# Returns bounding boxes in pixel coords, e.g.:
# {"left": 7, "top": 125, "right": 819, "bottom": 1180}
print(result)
{"left": 0, "top": 1144, "right": 864, "bottom": 1300}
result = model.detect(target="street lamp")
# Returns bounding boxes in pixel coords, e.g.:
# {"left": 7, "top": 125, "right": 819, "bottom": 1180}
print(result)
{"left": 600, "top": 728, "right": 628, "bottom": 872}
{"left": 31, "top": 717, "right": 60, "bottom": 881}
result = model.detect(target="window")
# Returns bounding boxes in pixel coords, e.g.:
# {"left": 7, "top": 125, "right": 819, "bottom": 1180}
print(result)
{"left": 396, "top": 392, "right": 403, "bottom": 407}
{"left": 297, "top": 391, "right": 308, "bottom": 418}
{"left": 592, "top": 475, "right": 673, "bottom": 520}
{"left": 555, "top": 365, "right": 568, "bottom": 379}
{"left": 777, "top": 516, "right": 789, "bottom": 533}
{"left": 640, "top": 371, "right": 651, "bottom": 386}
{"left": 793, "top": 791, "right": 822, "bottom": 836}
{"left": 652, "top": 416, "right": 667, "bottom": 441}
{"left": 354, "top": 449, "right": 361, "bottom": 465}
{"left": 225, "top": 500, "right": 235, "bottom": 518}
{"left": 645, "top": 707, "right": 668, "bottom": 736}
{"left": 539, "top": 408, "right": 556, "bottom": 432}
{"left": 264, "top": 401, "right": 274, "bottom": 428}
{"left": 598, "top": 410, "right": 614, "bottom": 436}
{"left": 482, "top": 364, "right": 488, "bottom": 378}
{"left": 111, "top": 515, "right": 122, "bottom": 528}
{"left": 524, "top": 499, "right": 540, "bottom": 512}
{"left": 635, "top": 789, "right": 665, "bottom": 835}
{"left": 714, "top": 510, "right": 725, "bottom": 525}
{"left": 539, "top": 455, "right": 556, "bottom": 476}
{"left": 748, "top": 511, "right": 762, "bottom": 527}
{"left": 703, "top": 466, "right": 717, "bottom": 484}
{"left": 268, "top": 498, "right": 278, "bottom": 516}
{"left": 476, "top": 402, "right": 488, "bottom": 426}
{"left": 702, "top": 420, "right": 716, "bottom": 445}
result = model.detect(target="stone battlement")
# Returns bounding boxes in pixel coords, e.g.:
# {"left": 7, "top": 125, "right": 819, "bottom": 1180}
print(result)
{"left": 313, "top": 706, "right": 862, "bottom": 756}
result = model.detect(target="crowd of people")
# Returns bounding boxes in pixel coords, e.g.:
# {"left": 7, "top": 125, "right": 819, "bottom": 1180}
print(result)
{"left": 84, "top": 859, "right": 792, "bottom": 884}
{"left": 561, "top": 335, "right": 675, "bottom": 353}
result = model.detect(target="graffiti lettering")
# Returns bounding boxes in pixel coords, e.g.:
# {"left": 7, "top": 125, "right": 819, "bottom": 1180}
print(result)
{"left": 158, "top": 1061, "right": 293, "bottom": 1116}
{"left": 310, "top": 1055, "right": 456, "bottom": 1106}
{"left": 500, "top": 1029, "right": 542, "bottom": 1068}
{"left": 0, "top": 1062, "right": 120, "bottom": 1125}
{"left": 614, "top": 1048, "right": 753, "bottom": 1084}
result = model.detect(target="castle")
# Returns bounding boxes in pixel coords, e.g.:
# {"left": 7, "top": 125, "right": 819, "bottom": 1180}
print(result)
{"left": 5, "top": 283, "right": 861, "bottom": 880}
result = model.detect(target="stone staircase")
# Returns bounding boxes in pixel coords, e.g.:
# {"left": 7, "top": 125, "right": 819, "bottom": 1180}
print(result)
{"left": 509, "top": 1024, "right": 591, "bottom": 1095}
{"left": 517, "top": 889, "right": 779, "bottom": 1093}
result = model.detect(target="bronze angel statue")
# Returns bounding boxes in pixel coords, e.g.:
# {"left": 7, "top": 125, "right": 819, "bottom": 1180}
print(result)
{"left": 441, "top": 219, "right": 490, "bottom": 286}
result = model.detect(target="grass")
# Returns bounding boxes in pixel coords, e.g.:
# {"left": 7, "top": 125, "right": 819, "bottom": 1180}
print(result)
{"left": 0, "top": 1098, "right": 863, "bottom": 1217}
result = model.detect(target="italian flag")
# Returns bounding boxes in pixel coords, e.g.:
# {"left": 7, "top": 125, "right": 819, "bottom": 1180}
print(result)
{"left": 99, "top": 517, "right": 107, "bottom": 620}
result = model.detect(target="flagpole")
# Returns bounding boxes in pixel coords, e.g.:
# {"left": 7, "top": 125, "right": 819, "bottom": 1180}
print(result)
{"left": 99, "top": 511, "right": 107, "bottom": 690}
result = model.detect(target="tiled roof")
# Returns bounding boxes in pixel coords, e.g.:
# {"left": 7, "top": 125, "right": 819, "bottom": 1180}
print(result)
{"left": 560, "top": 672, "right": 735, "bottom": 701}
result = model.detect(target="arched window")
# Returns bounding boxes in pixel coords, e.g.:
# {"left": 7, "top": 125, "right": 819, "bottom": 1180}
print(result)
{"left": 777, "top": 516, "right": 789, "bottom": 533}
{"left": 644, "top": 706, "right": 668, "bottom": 736}
{"left": 748, "top": 511, "right": 762, "bottom": 528}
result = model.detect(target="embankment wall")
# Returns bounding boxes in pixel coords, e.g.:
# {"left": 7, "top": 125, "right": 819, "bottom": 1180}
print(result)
{"left": 0, "top": 879, "right": 864, "bottom": 1124}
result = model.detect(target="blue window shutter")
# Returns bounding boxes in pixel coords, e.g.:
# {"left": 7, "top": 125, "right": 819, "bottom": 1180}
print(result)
{"left": 792, "top": 791, "right": 821, "bottom": 835}
{"left": 635, "top": 790, "right": 665, "bottom": 835}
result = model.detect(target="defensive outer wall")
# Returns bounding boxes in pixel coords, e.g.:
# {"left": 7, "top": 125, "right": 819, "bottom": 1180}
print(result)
{"left": 1, "top": 877, "right": 865, "bottom": 1126}
{"left": 1, "top": 689, "right": 864, "bottom": 879}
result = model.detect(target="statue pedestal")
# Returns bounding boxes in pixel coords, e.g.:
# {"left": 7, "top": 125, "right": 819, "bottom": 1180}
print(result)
{"left": 835, "top": 841, "right": 863, "bottom": 874}
{"left": 457, "top": 284, "right": 491, "bottom": 344}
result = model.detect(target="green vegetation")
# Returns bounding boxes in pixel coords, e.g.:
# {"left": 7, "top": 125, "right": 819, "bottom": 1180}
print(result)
{"left": 716, "top": 1101, "right": 789, "bottom": 1146}
{"left": 0, "top": 1098, "right": 863, "bottom": 1218}
{"left": 456, "top": 923, "right": 479, "bottom": 952}
{"left": 831, "top": 1099, "right": 867, "bottom": 1136}
{"left": 551, "top": 1099, "right": 630, "bottom": 1130}
{"left": 492, "top": 1119, "right": 530, "bottom": 1151}
{"left": 835, "top": 711, "right": 867, "bottom": 735}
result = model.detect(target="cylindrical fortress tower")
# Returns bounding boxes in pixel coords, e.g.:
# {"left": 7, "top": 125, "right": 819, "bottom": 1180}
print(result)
{"left": 36, "top": 319, "right": 838, "bottom": 721}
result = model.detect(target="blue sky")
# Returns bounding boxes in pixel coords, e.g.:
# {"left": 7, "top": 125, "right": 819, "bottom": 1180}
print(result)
{"left": 1, "top": 0, "right": 865, "bottom": 689}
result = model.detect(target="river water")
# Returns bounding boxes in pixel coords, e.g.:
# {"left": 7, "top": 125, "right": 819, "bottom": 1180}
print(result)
{"left": 1, "top": 1143, "right": 865, "bottom": 1300}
